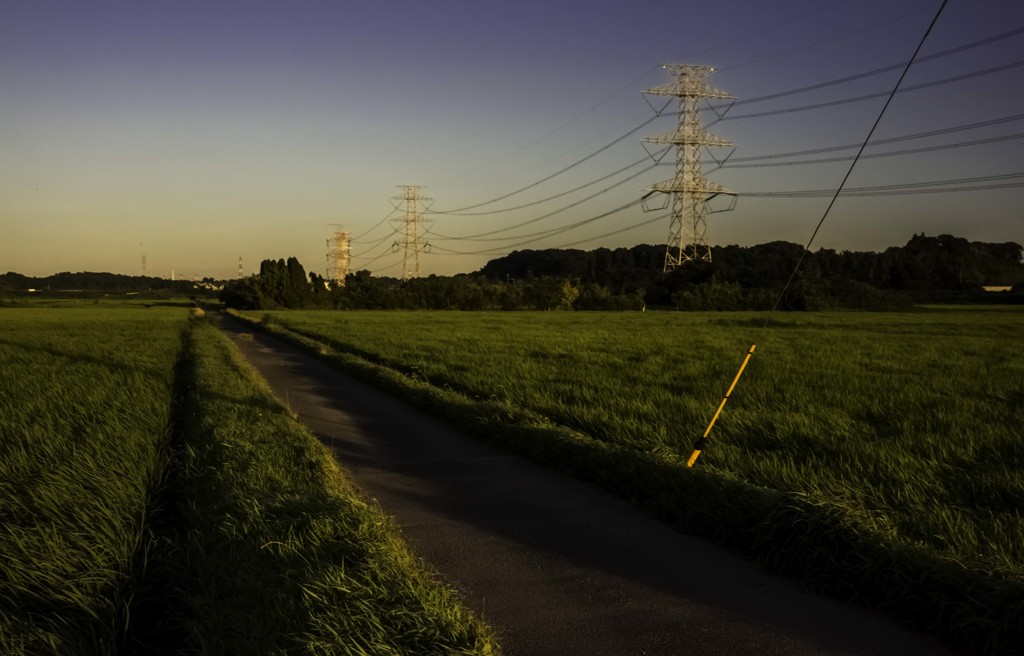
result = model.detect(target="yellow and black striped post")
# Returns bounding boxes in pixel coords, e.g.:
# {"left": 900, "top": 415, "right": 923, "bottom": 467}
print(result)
{"left": 688, "top": 344, "right": 757, "bottom": 468}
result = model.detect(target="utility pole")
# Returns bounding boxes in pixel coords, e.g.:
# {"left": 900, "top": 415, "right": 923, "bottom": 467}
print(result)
{"left": 391, "top": 185, "right": 432, "bottom": 280}
{"left": 326, "top": 224, "right": 351, "bottom": 285}
{"left": 642, "top": 64, "right": 736, "bottom": 271}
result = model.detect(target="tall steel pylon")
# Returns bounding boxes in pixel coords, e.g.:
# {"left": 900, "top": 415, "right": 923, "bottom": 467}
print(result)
{"left": 642, "top": 64, "right": 736, "bottom": 271}
{"left": 326, "top": 224, "right": 351, "bottom": 285}
{"left": 391, "top": 185, "right": 432, "bottom": 280}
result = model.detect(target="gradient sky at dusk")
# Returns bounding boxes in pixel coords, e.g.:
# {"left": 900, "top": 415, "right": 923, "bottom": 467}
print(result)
{"left": 2, "top": 0, "right": 1022, "bottom": 279}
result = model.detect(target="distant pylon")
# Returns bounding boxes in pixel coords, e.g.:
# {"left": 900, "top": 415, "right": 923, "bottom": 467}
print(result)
{"left": 142, "top": 254, "right": 147, "bottom": 275}
{"left": 326, "top": 225, "right": 351, "bottom": 285}
{"left": 391, "top": 186, "right": 432, "bottom": 280}
{"left": 238, "top": 256, "right": 243, "bottom": 278}
{"left": 641, "top": 64, "right": 737, "bottom": 271}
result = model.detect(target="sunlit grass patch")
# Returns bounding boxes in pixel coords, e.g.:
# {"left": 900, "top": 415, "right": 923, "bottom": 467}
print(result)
{"left": 0, "top": 307, "right": 186, "bottom": 653}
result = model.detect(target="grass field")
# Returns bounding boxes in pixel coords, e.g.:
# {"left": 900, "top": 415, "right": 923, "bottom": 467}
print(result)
{"left": 0, "top": 307, "right": 496, "bottom": 655}
{"left": 0, "top": 307, "right": 185, "bottom": 653}
{"left": 243, "top": 307, "right": 1024, "bottom": 653}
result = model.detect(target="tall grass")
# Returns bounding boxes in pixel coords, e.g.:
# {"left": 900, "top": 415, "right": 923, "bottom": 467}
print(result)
{"left": 1, "top": 307, "right": 496, "bottom": 654}
{"left": 169, "top": 319, "right": 496, "bottom": 654}
{"left": 0, "top": 307, "right": 186, "bottom": 654}
{"left": 241, "top": 308, "right": 1024, "bottom": 653}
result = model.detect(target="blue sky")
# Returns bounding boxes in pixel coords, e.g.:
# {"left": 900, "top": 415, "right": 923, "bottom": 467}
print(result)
{"left": 2, "top": 0, "right": 1022, "bottom": 278}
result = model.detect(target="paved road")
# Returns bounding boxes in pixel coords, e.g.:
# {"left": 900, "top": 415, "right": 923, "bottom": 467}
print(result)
{"left": 220, "top": 317, "right": 955, "bottom": 656}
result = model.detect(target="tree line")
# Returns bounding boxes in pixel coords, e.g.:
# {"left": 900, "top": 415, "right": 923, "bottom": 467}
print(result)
{"left": 0, "top": 271, "right": 210, "bottom": 295}
{"left": 220, "top": 234, "right": 1023, "bottom": 311}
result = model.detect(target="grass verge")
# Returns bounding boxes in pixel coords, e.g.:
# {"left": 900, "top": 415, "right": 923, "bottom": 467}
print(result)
{"left": 227, "top": 308, "right": 1023, "bottom": 655}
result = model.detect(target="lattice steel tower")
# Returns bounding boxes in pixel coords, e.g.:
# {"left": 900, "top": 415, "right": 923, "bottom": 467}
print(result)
{"left": 391, "top": 185, "right": 432, "bottom": 280}
{"left": 326, "top": 224, "right": 351, "bottom": 285}
{"left": 642, "top": 64, "right": 736, "bottom": 270}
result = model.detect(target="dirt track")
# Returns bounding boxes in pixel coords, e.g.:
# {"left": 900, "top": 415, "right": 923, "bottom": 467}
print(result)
{"left": 221, "top": 316, "right": 955, "bottom": 656}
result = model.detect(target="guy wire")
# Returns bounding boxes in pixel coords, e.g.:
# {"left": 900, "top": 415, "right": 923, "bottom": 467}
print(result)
{"left": 688, "top": 0, "right": 950, "bottom": 468}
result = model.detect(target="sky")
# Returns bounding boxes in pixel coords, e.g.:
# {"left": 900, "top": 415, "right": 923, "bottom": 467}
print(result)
{"left": 2, "top": 0, "right": 1022, "bottom": 279}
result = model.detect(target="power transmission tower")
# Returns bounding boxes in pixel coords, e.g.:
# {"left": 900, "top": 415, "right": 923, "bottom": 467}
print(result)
{"left": 237, "top": 256, "right": 243, "bottom": 278}
{"left": 391, "top": 185, "right": 432, "bottom": 280}
{"left": 642, "top": 64, "right": 736, "bottom": 271}
{"left": 325, "top": 224, "right": 351, "bottom": 285}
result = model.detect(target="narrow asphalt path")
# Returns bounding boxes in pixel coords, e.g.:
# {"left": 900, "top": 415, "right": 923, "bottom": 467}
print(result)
{"left": 220, "top": 317, "right": 955, "bottom": 656}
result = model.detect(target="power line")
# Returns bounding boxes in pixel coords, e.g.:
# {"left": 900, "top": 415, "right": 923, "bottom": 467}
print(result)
{"left": 739, "top": 171, "right": 1024, "bottom": 197}
{"left": 431, "top": 115, "right": 660, "bottom": 213}
{"left": 352, "top": 248, "right": 401, "bottom": 269}
{"left": 426, "top": 66, "right": 662, "bottom": 188}
{"left": 429, "top": 150, "right": 665, "bottom": 217}
{"left": 545, "top": 213, "right": 669, "bottom": 250}
{"left": 350, "top": 227, "right": 402, "bottom": 257}
{"left": 429, "top": 198, "right": 645, "bottom": 255}
{"left": 429, "top": 161, "right": 658, "bottom": 241}
{"left": 716, "top": 26, "right": 1024, "bottom": 110}
{"left": 722, "top": 58, "right": 1024, "bottom": 121}
{"left": 362, "top": 257, "right": 404, "bottom": 276}
{"left": 722, "top": 132, "right": 1024, "bottom": 169}
{"left": 432, "top": 198, "right": 644, "bottom": 248}
{"left": 725, "top": 112, "right": 1024, "bottom": 162}
{"left": 351, "top": 207, "right": 400, "bottom": 242}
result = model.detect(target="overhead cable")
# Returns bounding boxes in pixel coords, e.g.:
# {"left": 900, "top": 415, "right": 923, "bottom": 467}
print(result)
{"left": 351, "top": 207, "right": 400, "bottom": 242}
{"left": 739, "top": 171, "right": 1024, "bottom": 197}
{"left": 723, "top": 59, "right": 1024, "bottom": 121}
{"left": 726, "top": 112, "right": 1024, "bottom": 162}
{"left": 429, "top": 198, "right": 645, "bottom": 255}
{"left": 429, "top": 151, "right": 665, "bottom": 217}
{"left": 425, "top": 66, "right": 662, "bottom": 188}
{"left": 431, "top": 115, "right": 660, "bottom": 213}
{"left": 715, "top": 26, "right": 1024, "bottom": 110}
{"left": 546, "top": 213, "right": 669, "bottom": 250}
{"left": 429, "top": 162, "right": 658, "bottom": 241}
{"left": 349, "top": 227, "right": 401, "bottom": 257}
{"left": 723, "top": 132, "right": 1024, "bottom": 168}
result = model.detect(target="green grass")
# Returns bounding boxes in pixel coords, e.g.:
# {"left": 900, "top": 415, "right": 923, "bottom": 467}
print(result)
{"left": 0, "top": 307, "right": 497, "bottom": 655}
{"left": 0, "top": 306, "right": 186, "bottom": 654}
{"left": 239, "top": 307, "right": 1024, "bottom": 653}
